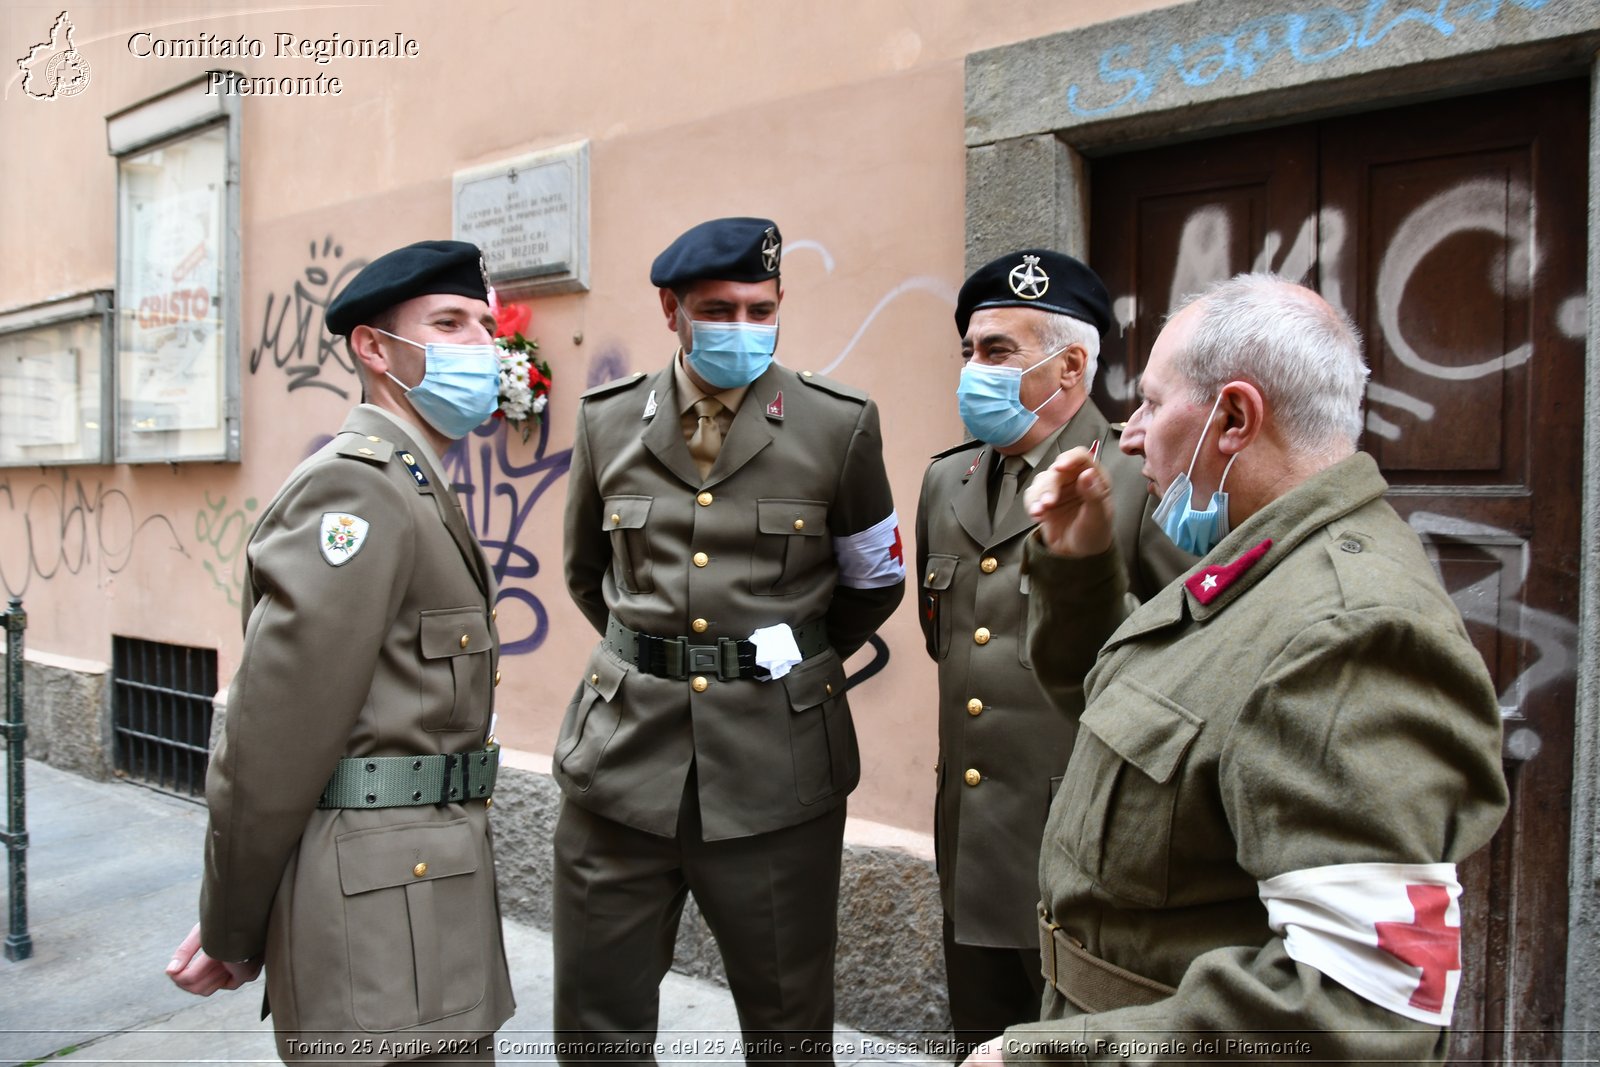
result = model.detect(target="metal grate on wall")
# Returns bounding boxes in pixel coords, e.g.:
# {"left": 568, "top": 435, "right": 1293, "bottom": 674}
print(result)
{"left": 112, "top": 636, "right": 217, "bottom": 798}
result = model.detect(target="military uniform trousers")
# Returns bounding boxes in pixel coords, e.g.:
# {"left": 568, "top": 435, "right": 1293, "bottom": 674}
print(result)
{"left": 552, "top": 770, "right": 848, "bottom": 1065}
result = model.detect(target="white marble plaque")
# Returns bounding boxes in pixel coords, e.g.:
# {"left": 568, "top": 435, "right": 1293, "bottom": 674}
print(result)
{"left": 453, "top": 141, "right": 590, "bottom": 294}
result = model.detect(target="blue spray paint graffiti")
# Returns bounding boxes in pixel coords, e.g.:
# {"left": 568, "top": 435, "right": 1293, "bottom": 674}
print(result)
{"left": 1066, "top": 0, "right": 1554, "bottom": 118}
{"left": 443, "top": 417, "right": 573, "bottom": 656}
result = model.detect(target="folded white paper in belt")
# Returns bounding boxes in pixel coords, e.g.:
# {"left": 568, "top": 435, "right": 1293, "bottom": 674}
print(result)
{"left": 749, "top": 623, "right": 803, "bottom": 680}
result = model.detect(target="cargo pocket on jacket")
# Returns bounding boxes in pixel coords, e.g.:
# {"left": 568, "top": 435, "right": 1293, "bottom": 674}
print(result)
{"left": 784, "top": 651, "right": 855, "bottom": 804}
{"left": 419, "top": 607, "right": 493, "bottom": 733}
{"left": 1053, "top": 674, "right": 1201, "bottom": 907}
{"left": 753, "top": 499, "right": 830, "bottom": 595}
{"left": 921, "top": 555, "right": 959, "bottom": 660}
{"left": 603, "top": 496, "right": 654, "bottom": 595}
{"left": 337, "top": 818, "right": 488, "bottom": 1031}
{"left": 554, "top": 648, "right": 627, "bottom": 792}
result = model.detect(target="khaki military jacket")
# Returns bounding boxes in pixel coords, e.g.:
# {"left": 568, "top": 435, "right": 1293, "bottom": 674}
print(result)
{"left": 202, "top": 406, "right": 513, "bottom": 1063}
{"left": 560, "top": 361, "right": 904, "bottom": 841}
{"left": 915, "top": 400, "right": 1191, "bottom": 949}
{"left": 1005, "top": 452, "right": 1507, "bottom": 1063}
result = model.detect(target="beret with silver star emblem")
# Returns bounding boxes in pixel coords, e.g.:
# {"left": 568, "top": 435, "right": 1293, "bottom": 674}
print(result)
{"left": 650, "top": 217, "right": 782, "bottom": 289}
{"left": 955, "top": 248, "right": 1113, "bottom": 339}
{"left": 325, "top": 239, "right": 491, "bottom": 337}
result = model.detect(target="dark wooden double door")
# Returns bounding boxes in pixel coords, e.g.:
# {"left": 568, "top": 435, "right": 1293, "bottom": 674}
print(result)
{"left": 1089, "top": 80, "right": 1587, "bottom": 1063}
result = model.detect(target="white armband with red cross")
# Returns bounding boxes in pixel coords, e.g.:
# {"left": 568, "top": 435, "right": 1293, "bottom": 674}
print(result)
{"left": 834, "top": 511, "right": 905, "bottom": 589}
{"left": 1258, "top": 861, "right": 1463, "bottom": 1026}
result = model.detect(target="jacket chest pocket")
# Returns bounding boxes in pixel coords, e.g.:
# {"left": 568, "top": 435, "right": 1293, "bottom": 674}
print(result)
{"left": 752, "top": 499, "right": 830, "bottom": 596}
{"left": 336, "top": 818, "right": 490, "bottom": 1031}
{"left": 921, "top": 555, "right": 959, "bottom": 660}
{"left": 1053, "top": 674, "right": 1201, "bottom": 907}
{"left": 419, "top": 608, "right": 493, "bottom": 733}
{"left": 603, "top": 495, "right": 654, "bottom": 594}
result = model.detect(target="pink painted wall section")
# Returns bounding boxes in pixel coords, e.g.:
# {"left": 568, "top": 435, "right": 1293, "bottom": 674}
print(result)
{"left": 0, "top": 0, "right": 1172, "bottom": 835}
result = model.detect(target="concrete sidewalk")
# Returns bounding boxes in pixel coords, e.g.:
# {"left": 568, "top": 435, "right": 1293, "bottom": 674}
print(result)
{"left": 0, "top": 761, "right": 939, "bottom": 1066}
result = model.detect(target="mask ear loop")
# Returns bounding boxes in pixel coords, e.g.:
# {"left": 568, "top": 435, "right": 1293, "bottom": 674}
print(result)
{"left": 1185, "top": 391, "right": 1228, "bottom": 482}
{"left": 372, "top": 328, "right": 424, "bottom": 392}
{"left": 1023, "top": 348, "right": 1065, "bottom": 416}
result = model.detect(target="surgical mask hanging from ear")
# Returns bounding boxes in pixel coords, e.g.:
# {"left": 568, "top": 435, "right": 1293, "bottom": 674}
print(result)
{"left": 684, "top": 318, "right": 779, "bottom": 389}
{"left": 956, "top": 349, "right": 1063, "bottom": 448}
{"left": 376, "top": 329, "right": 501, "bottom": 440}
{"left": 1151, "top": 392, "right": 1239, "bottom": 556}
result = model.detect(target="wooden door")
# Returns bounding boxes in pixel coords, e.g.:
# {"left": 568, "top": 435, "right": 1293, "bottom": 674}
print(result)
{"left": 1090, "top": 80, "right": 1587, "bottom": 1063}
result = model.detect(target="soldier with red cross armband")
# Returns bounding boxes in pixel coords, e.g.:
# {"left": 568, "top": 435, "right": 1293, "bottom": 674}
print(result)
{"left": 555, "top": 216, "right": 905, "bottom": 1062}
{"left": 962, "top": 273, "right": 1507, "bottom": 1064}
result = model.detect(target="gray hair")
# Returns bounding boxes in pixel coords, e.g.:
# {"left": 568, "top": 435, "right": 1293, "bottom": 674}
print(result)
{"left": 1036, "top": 312, "right": 1102, "bottom": 396}
{"left": 1171, "top": 273, "right": 1368, "bottom": 453}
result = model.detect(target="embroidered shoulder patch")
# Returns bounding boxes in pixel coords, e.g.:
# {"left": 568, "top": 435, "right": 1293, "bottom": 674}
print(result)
{"left": 320, "top": 512, "right": 370, "bottom": 567}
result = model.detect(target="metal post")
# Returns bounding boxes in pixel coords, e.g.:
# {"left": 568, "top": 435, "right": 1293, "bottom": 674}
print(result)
{"left": 2, "top": 596, "right": 31, "bottom": 961}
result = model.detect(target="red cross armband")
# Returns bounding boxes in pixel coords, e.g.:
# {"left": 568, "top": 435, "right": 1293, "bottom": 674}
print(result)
{"left": 1258, "top": 861, "right": 1464, "bottom": 1025}
{"left": 834, "top": 511, "right": 906, "bottom": 589}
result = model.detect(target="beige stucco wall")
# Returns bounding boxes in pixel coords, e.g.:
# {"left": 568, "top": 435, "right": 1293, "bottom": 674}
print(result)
{"left": 0, "top": 0, "right": 1177, "bottom": 836}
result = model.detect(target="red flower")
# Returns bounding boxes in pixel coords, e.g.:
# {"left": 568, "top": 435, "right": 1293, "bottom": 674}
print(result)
{"left": 493, "top": 299, "right": 532, "bottom": 340}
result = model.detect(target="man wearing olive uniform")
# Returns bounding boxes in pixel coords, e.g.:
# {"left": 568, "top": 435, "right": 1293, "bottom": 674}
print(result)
{"left": 916, "top": 251, "right": 1191, "bottom": 1051}
{"left": 969, "top": 274, "right": 1507, "bottom": 1064}
{"left": 555, "top": 217, "right": 905, "bottom": 1061}
{"left": 166, "top": 241, "right": 515, "bottom": 1065}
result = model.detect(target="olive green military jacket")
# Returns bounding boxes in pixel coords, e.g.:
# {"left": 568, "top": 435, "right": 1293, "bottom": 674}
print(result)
{"left": 1004, "top": 452, "right": 1507, "bottom": 1063}
{"left": 915, "top": 400, "right": 1191, "bottom": 949}
{"left": 560, "top": 361, "right": 904, "bottom": 841}
{"left": 202, "top": 406, "right": 513, "bottom": 1063}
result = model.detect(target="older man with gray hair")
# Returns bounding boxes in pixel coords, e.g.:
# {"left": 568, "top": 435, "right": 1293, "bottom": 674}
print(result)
{"left": 966, "top": 273, "right": 1508, "bottom": 1063}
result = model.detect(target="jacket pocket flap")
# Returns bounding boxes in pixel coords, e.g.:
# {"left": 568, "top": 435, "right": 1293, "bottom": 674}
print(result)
{"left": 923, "top": 554, "right": 959, "bottom": 590}
{"left": 782, "top": 651, "right": 843, "bottom": 712}
{"left": 757, "top": 499, "right": 828, "bottom": 536}
{"left": 1079, "top": 676, "right": 1202, "bottom": 785}
{"left": 588, "top": 647, "right": 629, "bottom": 701}
{"left": 337, "top": 818, "right": 479, "bottom": 895}
{"left": 419, "top": 608, "right": 491, "bottom": 659}
{"left": 602, "top": 495, "right": 652, "bottom": 531}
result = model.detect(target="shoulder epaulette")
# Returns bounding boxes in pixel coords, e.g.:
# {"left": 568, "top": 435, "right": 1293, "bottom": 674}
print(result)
{"left": 930, "top": 438, "right": 982, "bottom": 461}
{"left": 794, "top": 369, "right": 867, "bottom": 403}
{"left": 334, "top": 434, "right": 394, "bottom": 465}
{"left": 581, "top": 371, "right": 648, "bottom": 400}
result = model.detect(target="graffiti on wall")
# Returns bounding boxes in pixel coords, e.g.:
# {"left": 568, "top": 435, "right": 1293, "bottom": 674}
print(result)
{"left": 1066, "top": 0, "right": 1556, "bottom": 119}
{"left": 0, "top": 472, "right": 187, "bottom": 597}
{"left": 249, "top": 236, "right": 366, "bottom": 397}
{"left": 194, "top": 491, "right": 258, "bottom": 608}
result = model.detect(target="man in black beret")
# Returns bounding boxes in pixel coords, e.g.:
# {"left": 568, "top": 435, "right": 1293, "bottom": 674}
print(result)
{"left": 554, "top": 216, "right": 904, "bottom": 1061}
{"left": 167, "top": 239, "right": 515, "bottom": 1064}
{"left": 914, "top": 249, "right": 1191, "bottom": 1053}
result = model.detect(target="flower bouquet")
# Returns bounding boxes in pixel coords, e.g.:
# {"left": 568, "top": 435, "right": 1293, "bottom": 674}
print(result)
{"left": 489, "top": 291, "right": 551, "bottom": 442}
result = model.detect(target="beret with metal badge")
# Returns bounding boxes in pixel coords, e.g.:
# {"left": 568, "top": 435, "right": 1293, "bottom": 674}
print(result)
{"left": 954, "top": 248, "right": 1112, "bottom": 339}
{"left": 650, "top": 217, "right": 783, "bottom": 289}
{"left": 324, "top": 239, "right": 491, "bottom": 337}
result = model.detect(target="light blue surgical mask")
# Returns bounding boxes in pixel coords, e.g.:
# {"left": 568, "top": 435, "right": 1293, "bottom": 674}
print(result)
{"left": 1151, "top": 392, "right": 1240, "bottom": 556}
{"left": 956, "top": 350, "right": 1062, "bottom": 448}
{"left": 685, "top": 319, "right": 779, "bottom": 388}
{"left": 378, "top": 330, "right": 501, "bottom": 440}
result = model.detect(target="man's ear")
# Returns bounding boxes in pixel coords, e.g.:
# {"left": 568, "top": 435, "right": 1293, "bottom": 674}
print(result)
{"left": 1056, "top": 343, "right": 1087, "bottom": 392}
{"left": 1217, "top": 380, "right": 1266, "bottom": 455}
{"left": 658, "top": 288, "right": 681, "bottom": 333}
{"left": 348, "top": 325, "right": 390, "bottom": 376}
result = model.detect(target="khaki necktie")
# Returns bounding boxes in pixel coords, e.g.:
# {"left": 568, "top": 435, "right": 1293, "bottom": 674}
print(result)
{"left": 992, "top": 454, "right": 1028, "bottom": 524}
{"left": 688, "top": 397, "right": 724, "bottom": 478}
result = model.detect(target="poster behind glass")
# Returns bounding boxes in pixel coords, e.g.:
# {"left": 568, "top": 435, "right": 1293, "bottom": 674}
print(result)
{"left": 0, "top": 314, "right": 106, "bottom": 465}
{"left": 116, "top": 124, "right": 230, "bottom": 461}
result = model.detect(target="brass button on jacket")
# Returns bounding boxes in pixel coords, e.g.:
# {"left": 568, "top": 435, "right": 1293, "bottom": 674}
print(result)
{"left": 693, "top": 552, "right": 709, "bottom": 568}
{"left": 980, "top": 556, "right": 999, "bottom": 574}
{"left": 691, "top": 676, "right": 709, "bottom": 693}
{"left": 963, "top": 768, "right": 982, "bottom": 787}
{"left": 967, "top": 698, "right": 983, "bottom": 716}
{"left": 459, "top": 634, "right": 470, "bottom": 649}
{"left": 412, "top": 862, "right": 429, "bottom": 878}
{"left": 973, "top": 627, "right": 991, "bottom": 645}
{"left": 697, "top": 491, "right": 714, "bottom": 507}
{"left": 692, "top": 618, "right": 709, "bottom": 633}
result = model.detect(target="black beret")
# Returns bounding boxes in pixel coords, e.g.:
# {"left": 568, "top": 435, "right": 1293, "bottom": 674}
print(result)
{"left": 325, "top": 239, "right": 490, "bottom": 336}
{"left": 650, "top": 217, "right": 782, "bottom": 289}
{"left": 955, "top": 249, "right": 1112, "bottom": 339}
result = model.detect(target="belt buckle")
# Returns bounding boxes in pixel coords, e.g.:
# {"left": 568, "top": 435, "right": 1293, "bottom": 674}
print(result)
{"left": 686, "top": 644, "right": 720, "bottom": 675}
